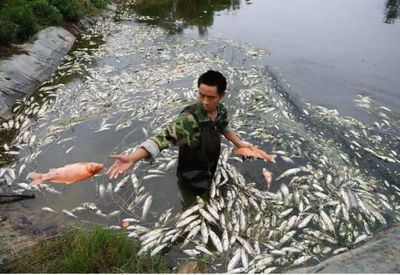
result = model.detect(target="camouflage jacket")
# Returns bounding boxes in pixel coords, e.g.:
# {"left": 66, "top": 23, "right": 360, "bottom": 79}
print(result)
{"left": 140, "top": 102, "right": 230, "bottom": 160}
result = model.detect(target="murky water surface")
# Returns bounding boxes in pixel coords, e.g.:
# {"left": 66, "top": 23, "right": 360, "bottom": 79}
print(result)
{"left": 0, "top": 0, "right": 399, "bottom": 272}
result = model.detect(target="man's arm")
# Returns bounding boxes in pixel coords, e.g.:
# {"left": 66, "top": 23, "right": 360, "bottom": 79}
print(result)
{"left": 107, "top": 113, "right": 197, "bottom": 179}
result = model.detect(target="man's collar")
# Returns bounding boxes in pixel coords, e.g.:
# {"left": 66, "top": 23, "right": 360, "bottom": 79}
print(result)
{"left": 195, "top": 102, "right": 222, "bottom": 122}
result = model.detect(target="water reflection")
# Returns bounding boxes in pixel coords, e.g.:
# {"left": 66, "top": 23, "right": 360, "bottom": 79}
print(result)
{"left": 127, "top": 0, "right": 240, "bottom": 34}
{"left": 384, "top": 0, "right": 399, "bottom": 23}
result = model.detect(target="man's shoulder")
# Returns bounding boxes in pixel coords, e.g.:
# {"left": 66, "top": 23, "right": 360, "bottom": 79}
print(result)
{"left": 180, "top": 103, "right": 205, "bottom": 121}
{"left": 218, "top": 103, "right": 228, "bottom": 112}
{"left": 217, "top": 103, "right": 228, "bottom": 119}
{"left": 174, "top": 111, "right": 198, "bottom": 129}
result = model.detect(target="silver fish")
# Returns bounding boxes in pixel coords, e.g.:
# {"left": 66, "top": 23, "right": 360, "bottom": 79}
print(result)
{"left": 227, "top": 248, "right": 242, "bottom": 272}
{"left": 292, "top": 255, "right": 313, "bottom": 266}
{"left": 200, "top": 219, "right": 209, "bottom": 244}
{"left": 176, "top": 214, "right": 199, "bottom": 228}
{"left": 62, "top": 209, "right": 78, "bottom": 219}
{"left": 42, "top": 207, "right": 57, "bottom": 213}
{"left": 98, "top": 184, "right": 105, "bottom": 197}
{"left": 183, "top": 249, "right": 201, "bottom": 257}
{"left": 143, "top": 174, "right": 163, "bottom": 180}
{"left": 298, "top": 213, "right": 315, "bottom": 228}
{"left": 199, "top": 208, "right": 217, "bottom": 224}
{"left": 209, "top": 229, "right": 223, "bottom": 253}
{"left": 180, "top": 204, "right": 203, "bottom": 220}
{"left": 195, "top": 245, "right": 214, "bottom": 256}
{"left": 114, "top": 175, "right": 130, "bottom": 192}
{"left": 142, "top": 195, "right": 153, "bottom": 220}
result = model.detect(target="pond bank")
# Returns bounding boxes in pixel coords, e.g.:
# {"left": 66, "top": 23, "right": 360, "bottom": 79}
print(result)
{"left": 0, "top": 27, "right": 75, "bottom": 119}
{"left": 0, "top": 202, "right": 61, "bottom": 269}
{"left": 2, "top": 195, "right": 399, "bottom": 273}
{"left": 0, "top": 3, "right": 117, "bottom": 119}
{"left": 288, "top": 224, "right": 400, "bottom": 273}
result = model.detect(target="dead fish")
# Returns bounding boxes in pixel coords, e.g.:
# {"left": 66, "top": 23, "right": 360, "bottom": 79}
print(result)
{"left": 42, "top": 207, "right": 57, "bottom": 213}
{"left": 106, "top": 182, "right": 113, "bottom": 193}
{"left": 147, "top": 169, "right": 166, "bottom": 175}
{"left": 114, "top": 175, "right": 130, "bottom": 192}
{"left": 262, "top": 168, "right": 273, "bottom": 190}
{"left": 363, "top": 148, "right": 398, "bottom": 163}
{"left": 62, "top": 209, "right": 78, "bottom": 219}
{"left": 7, "top": 168, "right": 16, "bottom": 181}
{"left": 227, "top": 248, "right": 242, "bottom": 272}
{"left": 280, "top": 155, "right": 295, "bottom": 164}
{"left": 143, "top": 174, "right": 163, "bottom": 180}
{"left": 230, "top": 156, "right": 244, "bottom": 162}
{"left": 276, "top": 167, "right": 302, "bottom": 181}
{"left": 292, "top": 255, "right": 313, "bottom": 266}
{"left": 108, "top": 210, "right": 121, "bottom": 217}
{"left": 164, "top": 158, "right": 178, "bottom": 171}
{"left": 209, "top": 229, "right": 223, "bottom": 253}
{"left": 122, "top": 217, "right": 140, "bottom": 223}
{"left": 98, "top": 184, "right": 105, "bottom": 197}
{"left": 65, "top": 146, "right": 75, "bottom": 154}
{"left": 18, "top": 164, "right": 26, "bottom": 176}
{"left": 180, "top": 204, "right": 203, "bottom": 220}
{"left": 16, "top": 182, "right": 31, "bottom": 190}
{"left": 30, "top": 162, "right": 103, "bottom": 185}
{"left": 56, "top": 136, "right": 76, "bottom": 145}
{"left": 183, "top": 249, "right": 201, "bottom": 257}
{"left": 142, "top": 195, "right": 153, "bottom": 219}
{"left": 121, "top": 221, "right": 130, "bottom": 228}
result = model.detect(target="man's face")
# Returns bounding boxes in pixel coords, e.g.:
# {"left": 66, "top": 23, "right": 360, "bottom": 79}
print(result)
{"left": 198, "top": 83, "right": 223, "bottom": 114}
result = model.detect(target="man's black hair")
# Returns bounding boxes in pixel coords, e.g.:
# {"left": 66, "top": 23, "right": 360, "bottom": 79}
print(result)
{"left": 197, "top": 70, "right": 227, "bottom": 95}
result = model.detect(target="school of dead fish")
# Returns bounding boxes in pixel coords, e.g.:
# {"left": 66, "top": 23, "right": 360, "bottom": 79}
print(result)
{"left": 0, "top": 6, "right": 399, "bottom": 273}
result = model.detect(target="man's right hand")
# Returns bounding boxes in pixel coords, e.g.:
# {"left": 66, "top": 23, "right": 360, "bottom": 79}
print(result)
{"left": 106, "top": 154, "right": 135, "bottom": 179}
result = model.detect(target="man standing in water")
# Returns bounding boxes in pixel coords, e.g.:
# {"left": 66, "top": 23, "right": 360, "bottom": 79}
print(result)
{"left": 106, "top": 70, "right": 252, "bottom": 195}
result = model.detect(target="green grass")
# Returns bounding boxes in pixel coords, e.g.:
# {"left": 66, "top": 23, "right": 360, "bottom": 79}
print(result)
{"left": 9, "top": 226, "right": 171, "bottom": 273}
{"left": 0, "top": 0, "right": 110, "bottom": 48}
{"left": 31, "top": 0, "right": 63, "bottom": 27}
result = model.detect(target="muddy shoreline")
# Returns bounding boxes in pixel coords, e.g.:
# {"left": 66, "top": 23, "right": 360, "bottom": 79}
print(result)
{"left": 0, "top": 202, "right": 56, "bottom": 269}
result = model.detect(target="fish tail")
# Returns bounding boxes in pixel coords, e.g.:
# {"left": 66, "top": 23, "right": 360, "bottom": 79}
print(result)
{"left": 269, "top": 154, "right": 277, "bottom": 163}
{"left": 29, "top": 172, "right": 45, "bottom": 185}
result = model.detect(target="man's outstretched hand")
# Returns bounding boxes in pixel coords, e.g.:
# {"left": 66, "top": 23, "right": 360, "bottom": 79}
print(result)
{"left": 106, "top": 154, "right": 134, "bottom": 179}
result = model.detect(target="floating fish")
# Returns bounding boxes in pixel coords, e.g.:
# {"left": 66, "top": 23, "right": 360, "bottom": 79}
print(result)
{"left": 98, "top": 184, "right": 105, "bottom": 197}
{"left": 142, "top": 195, "right": 153, "bottom": 220}
{"left": 121, "top": 221, "right": 130, "bottom": 228}
{"left": 29, "top": 162, "right": 103, "bottom": 185}
{"left": 227, "top": 248, "right": 242, "bottom": 272}
{"left": 42, "top": 207, "right": 57, "bottom": 213}
{"left": 143, "top": 174, "right": 163, "bottom": 180}
{"left": 262, "top": 168, "right": 273, "bottom": 190}
{"left": 62, "top": 209, "right": 78, "bottom": 219}
{"left": 276, "top": 167, "right": 305, "bottom": 181}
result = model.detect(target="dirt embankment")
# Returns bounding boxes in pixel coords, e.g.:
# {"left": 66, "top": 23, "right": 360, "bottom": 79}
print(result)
{"left": 0, "top": 201, "right": 64, "bottom": 270}
{"left": 0, "top": 4, "right": 117, "bottom": 120}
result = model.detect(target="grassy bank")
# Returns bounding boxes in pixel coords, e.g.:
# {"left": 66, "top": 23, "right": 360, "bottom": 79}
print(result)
{"left": 0, "top": 0, "right": 110, "bottom": 56}
{"left": 5, "top": 226, "right": 171, "bottom": 273}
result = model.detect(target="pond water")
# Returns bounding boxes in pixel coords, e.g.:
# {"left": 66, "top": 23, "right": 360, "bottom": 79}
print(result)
{"left": 0, "top": 0, "right": 399, "bottom": 272}
{"left": 132, "top": 0, "right": 400, "bottom": 123}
